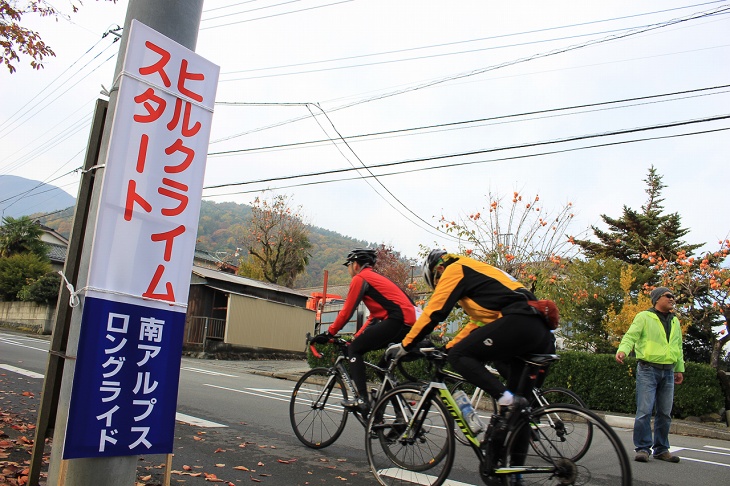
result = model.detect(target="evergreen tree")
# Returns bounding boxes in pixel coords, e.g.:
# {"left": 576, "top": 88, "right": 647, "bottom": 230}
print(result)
{"left": 0, "top": 216, "right": 47, "bottom": 258}
{"left": 573, "top": 166, "right": 701, "bottom": 265}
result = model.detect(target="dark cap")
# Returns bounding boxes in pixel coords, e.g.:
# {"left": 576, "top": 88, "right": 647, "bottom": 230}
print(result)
{"left": 650, "top": 287, "right": 672, "bottom": 306}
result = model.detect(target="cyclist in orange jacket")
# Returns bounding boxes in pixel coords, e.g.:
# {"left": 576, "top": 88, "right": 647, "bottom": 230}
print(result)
{"left": 387, "top": 249, "right": 556, "bottom": 412}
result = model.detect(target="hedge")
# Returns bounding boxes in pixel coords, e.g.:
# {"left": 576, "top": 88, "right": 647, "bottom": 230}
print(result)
{"left": 307, "top": 345, "right": 724, "bottom": 418}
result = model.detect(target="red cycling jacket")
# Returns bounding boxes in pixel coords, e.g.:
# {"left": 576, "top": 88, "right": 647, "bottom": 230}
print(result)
{"left": 328, "top": 267, "right": 416, "bottom": 337}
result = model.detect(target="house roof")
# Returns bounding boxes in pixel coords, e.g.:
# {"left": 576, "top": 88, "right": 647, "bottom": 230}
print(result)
{"left": 38, "top": 224, "right": 69, "bottom": 246}
{"left": 194, "top": 249, "right": 226, "bottom": 264}
{"left": 46, "top": 243, "right": 67, "bottom": 263}
{"left": 191, "top": 265, "right": 310, "bottom": 298}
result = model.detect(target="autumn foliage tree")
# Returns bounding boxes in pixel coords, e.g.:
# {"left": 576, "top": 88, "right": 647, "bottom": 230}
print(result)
{"left": 372, "top": 243, "right": 416, "bottom": 299}
{"left": 2, "top": 1, "right": 121, "bottom": 73}
{"left": 438, "top": 190, "right": 580, "bottom": 292}
{"left": 647, "top": 240, "right": 730, "bottom": 368}
{"left": 238, "top": 194, "right": 312, "bottom": 288}
{"left": 1, "top": 1, "right": 56, "bottom": 72}
{"left": 602, "top": 265, "right": 692, "bottom": 346}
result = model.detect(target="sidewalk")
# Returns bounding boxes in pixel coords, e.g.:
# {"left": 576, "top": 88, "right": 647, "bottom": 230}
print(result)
{"left": 200, "top": 357, "right": 730, "bottom": 441}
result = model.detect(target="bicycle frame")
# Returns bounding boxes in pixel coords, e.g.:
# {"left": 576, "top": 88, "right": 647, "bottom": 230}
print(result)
{"left": 311, "top": 342, "right": 401, "bottom": 428}
{"left": 402, "top": 351, "right": 563, "bottom": 477}
{"left": 405, "top": 381, "right": 482, "bottom": 448}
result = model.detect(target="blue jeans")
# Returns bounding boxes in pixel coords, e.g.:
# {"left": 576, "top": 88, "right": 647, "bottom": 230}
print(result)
{"left": 633, "top": 361, "right": 675, "bottom": 455}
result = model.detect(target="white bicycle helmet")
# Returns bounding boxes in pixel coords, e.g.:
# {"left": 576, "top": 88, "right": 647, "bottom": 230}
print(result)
{"left": 422, "top": 249, "right": 447, "bottom": 289}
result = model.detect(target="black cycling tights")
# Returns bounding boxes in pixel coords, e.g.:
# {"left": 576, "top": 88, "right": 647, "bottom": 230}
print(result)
{"left": 447, "top": 314, "right": 553, "bottom": 399}
{"left": 348, "top": 318, "right": 409, "bottom": 399}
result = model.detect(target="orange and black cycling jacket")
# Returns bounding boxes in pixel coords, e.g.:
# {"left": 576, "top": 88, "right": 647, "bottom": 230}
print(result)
{"left": 402, "top": 255, "right": 534, "bottom": 349}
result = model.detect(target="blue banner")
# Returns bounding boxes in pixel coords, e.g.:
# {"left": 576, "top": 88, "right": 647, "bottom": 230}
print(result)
{"left": 63, "top": 296, "right": 185, "bottom": 459}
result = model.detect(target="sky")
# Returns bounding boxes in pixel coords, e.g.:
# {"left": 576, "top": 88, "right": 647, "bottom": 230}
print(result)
{"left": 2, "top": 0, "right": 729, "bottom": 260}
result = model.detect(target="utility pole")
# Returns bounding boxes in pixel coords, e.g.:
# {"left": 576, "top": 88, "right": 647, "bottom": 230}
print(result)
{"left": 43, "top": 1, "right": 205, "bottom": 484}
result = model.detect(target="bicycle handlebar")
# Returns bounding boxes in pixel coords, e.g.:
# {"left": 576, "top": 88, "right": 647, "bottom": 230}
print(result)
{"left": 305, "top": 332, "right": 349, "bottom": 359}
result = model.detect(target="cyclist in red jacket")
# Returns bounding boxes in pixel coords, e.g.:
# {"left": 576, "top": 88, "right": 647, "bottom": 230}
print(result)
{"left": 311, "top": 248, "right": 416, "bottom": 413}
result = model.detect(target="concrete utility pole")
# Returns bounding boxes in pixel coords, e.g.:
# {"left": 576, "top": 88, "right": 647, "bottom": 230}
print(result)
{"left": 44, "top": 1, "right": 204, "bottom": 484}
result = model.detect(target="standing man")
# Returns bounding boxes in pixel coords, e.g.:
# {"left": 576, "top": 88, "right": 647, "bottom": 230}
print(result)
{"left": 616, "top": 286, "right": 685, "bottom": 464}
{"left": 311, "top": 248, "right": 416, "bottom": 413}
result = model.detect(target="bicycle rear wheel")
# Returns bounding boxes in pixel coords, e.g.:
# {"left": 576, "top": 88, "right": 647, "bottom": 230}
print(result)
{"left": 533, "top": 387, "right": 586, "bottom": 408}
{"left": 501, "top": 404, "right": 631, "bottom": 486}
{"left": 289, "top": 367, "right": 348, "bottom": 448}
{"left": 365, "top": 385, "right": 455, "bottom": 486}
{"left": 529, "top": 387, "right": 591, "bottom": 461}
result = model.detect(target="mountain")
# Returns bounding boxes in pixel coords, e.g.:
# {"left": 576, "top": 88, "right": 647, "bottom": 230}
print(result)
{"left": 16, "top": 179, "right": 371, "bottom": 289}
{"left": 0, "top": 175, "right": 76, "bottom": 220}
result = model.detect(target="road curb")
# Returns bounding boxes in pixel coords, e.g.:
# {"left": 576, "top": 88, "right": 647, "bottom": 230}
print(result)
{"left": 601, "top": 413, "right": 730, "bottom": 441}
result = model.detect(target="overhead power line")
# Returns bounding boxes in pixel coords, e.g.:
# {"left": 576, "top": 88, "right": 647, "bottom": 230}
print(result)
{"left": 210, "top": 3, "right": 730, "bottom": 145}
{"left": 304, "top": 103, "right": 460, "bottom": 241}
{"left": 211, "top": 83, "right": 730, "bottom": 157}
{"left": 200, "top": 0, "right": 355, "bottom": 30}
{"left": 0, "top": 37, "right": 118, "bottom": 141}
{"left": 219, "top": 0, "right": 729, "bottom": 77}
{"left": 204, "top": 126, "right": 730, "bottom": 198}
{"left": 203, "top": 113, "right": 730, "bottom": 192}
{"left": 0, "top": 36, "right": 105, "bottom": 134}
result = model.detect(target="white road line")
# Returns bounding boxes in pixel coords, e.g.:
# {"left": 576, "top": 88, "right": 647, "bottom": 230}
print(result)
{"left": 175, "top": 412, "right": 227, "bottom": 428}
{"left": 0, "top": 337, "right": 47, "bottom": 352}
{"left": 0, "top": 333, "right": 48, "bottom": 344}
{"left": 204, "top": 383, "right": 291, "bottom": 403}
{"left": 706, "top": 445, "right": 730, "bottom": 452}
{"left": 670, "top": 446, "right": 730, "bottom": 457}
{"left": 0, "top": 364, "right": 44, "bottom": 379}
{"left": 378, "top": 468, "right": 473, "bottom": 485}
{"left": 181, "top": 366, "right": 238, "bottom": 377}
{"left": 679, "top": 456, "right": 730, "bottom": 468}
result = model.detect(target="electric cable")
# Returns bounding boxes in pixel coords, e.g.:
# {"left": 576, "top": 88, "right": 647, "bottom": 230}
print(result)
{"left": 219, "top": 0, "right": 729, "bottom": 77}
{"left": 200, "top": 0, "right": 355, "bottom": 30}
{"left": 211, "top": 83, "right": 730, "bottom": 156}
{"left": 0, "top": 35, "right": 105, "bottom": 133}
{"left": 203, "top": 125, "right": 730, "bottom": 198}
{"left": 219, "top": 14, "right": 730, "bottom": 82}
{"left": 204, "top": 113, "right": 730, "bottom": 191}
{"left": 210, "top": 4, "right": 730, "bottom": 144}
{"left": 305, "top": 103, "right": 461, "bottom": 241}
{"left": 0, "top": 39, "right": 118, "bottom": 140}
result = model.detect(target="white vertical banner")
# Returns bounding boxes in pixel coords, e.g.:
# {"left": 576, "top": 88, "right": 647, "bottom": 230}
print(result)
{"left": 88, "top": 19, "right": 219, "bottom": 310}
{"left": 64, "top": 20, "right": 219, "bottom": 459}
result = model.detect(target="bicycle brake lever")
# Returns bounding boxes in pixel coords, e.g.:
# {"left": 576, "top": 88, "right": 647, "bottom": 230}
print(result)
{"left": 309, "top": 343, "right": 323, "bottom": 359}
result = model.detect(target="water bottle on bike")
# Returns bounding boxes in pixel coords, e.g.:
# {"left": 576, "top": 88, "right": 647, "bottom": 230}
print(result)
{"left": 453, "top": 390, "right": 485, "bottom": 434}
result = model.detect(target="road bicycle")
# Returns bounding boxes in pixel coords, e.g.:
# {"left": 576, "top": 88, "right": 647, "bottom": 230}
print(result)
{"left": 396, "top": 349, "right": 589, "bottom": 449}
{"left": 365, "top": 348, "right": 631, "bottom": 486}
{"left": 289, "top": 333, "right": 403, "bottom": 448}
{"left": 450, "top": 367, "right": 587, "bottom": 447}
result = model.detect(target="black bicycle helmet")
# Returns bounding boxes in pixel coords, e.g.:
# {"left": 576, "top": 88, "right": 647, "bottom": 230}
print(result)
{"left": 343, "top": 247, "right": 377, "bottom": 267}
{"left": 422, "top": 249, "right": 447, "bottom": 289}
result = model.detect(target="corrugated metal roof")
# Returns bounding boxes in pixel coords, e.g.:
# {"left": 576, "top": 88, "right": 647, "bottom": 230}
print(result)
{"left": 191, "top": 265, "right": 310, "bottom": 298}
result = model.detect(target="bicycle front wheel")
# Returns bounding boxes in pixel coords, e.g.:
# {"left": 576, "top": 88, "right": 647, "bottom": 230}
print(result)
{"left": 501, "top": 404, "right": 631, "bottom": 486}
{"left": 289, "top": 367, "right": 348, "bottom": 448}
{"left": 365, "top": 385, "right": 455, "bottom": 486}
